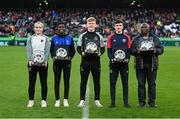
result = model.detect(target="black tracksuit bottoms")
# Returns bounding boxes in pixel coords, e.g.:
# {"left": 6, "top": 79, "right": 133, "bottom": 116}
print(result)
{"left": 110, "top": 63, "right": 129, "bottom": 105}
{"left": 136, "top": 68, "right": 157, "bottom": 105}
{"left": 28, "top": 64, "right": 48, "bottom": 100}
{"left": 80, "top": 60, "right": 101, "bottom": 100}
{"left": 53, "top": 60, "right": 71, "bottom": 100}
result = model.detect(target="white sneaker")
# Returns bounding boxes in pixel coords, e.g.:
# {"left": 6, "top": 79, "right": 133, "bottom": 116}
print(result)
{"left": 63, "top": 99, "right": 69, "bottom": 107}
{"left": 41, "top": 100, "right": 47, "bottom": 107}
{"left": 27, "top": 100, "right": 34, "bottom": 107}
{"left": 77, "top": 100, "right": 85, "bottom": 107}
{"left": 55, "top": 100, "right": 60, "bottom": 107}
{"left": 95, "top": 100, "right": 103, "bottom": 107}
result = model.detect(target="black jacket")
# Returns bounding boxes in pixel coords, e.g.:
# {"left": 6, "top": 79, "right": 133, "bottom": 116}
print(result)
{"left": 130, "top": 33, "right": 164, "bottom": 70}
{"left": 77, "top": 31, "right": 105, "bottom": 62}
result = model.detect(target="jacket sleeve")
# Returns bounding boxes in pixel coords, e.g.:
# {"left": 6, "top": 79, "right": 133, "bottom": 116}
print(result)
{"left": 50, "top": 38, "right": 54, "bottom": 58}
{"left": 154, "top": 36, "right": 164, "bottom": 55}
{"left": 130, "top": 36, "right": 139, "bottom": 56}
{"left": 107, "top": 35, "right": 113, "bottom": 60}
{"left": 107, "top": 48, "right": 113, "bottom": 60}
{"left": 77, "top": 34, "right": 83, "bottom": 55}
{"left": 44, "top": 37, "right": 51, "bottom": 62}
{"left": 100, "top": 47, "right": 105, "bottom": 55}
{"left": 26, "top": 37, "right": 33, "bottom": 61}
{"left": 126, "top": 34, "right": 131, "bottom": 59}
{"left": 99, "top": 34, "right": 105, "bottom": 56}
{"left": 69, "top": 37, "right": 76, "bottom": 59}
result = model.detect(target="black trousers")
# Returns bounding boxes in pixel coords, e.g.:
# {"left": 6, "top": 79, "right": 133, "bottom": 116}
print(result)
{"left": 53, "top": 60, "right": 71, "bottom": 100}
{"left": 110, "top": 63, "right": 129, "bottom": 105}
{"left": 136, "top": 68, "right": 157, "bottom": 105}
{"left": 28, "top": 64, "right": 48, "bottom": 100}
{"left": 80, "top": 60, "right": 101, "bottom": 100}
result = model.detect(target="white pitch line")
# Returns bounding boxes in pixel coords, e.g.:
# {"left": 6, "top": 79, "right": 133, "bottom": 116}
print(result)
{"left": 82, "top": 80, "right": 90, "bottom": 119}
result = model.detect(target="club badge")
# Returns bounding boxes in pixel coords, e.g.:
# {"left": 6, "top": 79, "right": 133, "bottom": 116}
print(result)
{"left": 94, "top": 36, "right": 98, "bottom": 41}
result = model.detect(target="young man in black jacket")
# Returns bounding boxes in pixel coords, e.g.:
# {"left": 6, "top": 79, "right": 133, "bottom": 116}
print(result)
{"left": 77, "top": 17, "right": 105, "bottom": 107}
{"left": 131, "top": 23, "right": 164, "bottom": 107}
{"left": 50, "top": 23, "right": 75, "bottom": 107}
{"left": 107, "top": 20, "right": 131, "bottom": 108}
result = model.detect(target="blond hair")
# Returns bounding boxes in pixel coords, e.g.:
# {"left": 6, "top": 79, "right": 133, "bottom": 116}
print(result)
{"left": 34, "top": 21, "right": 44, "bottom": 28}
{"left": 87, "top": 17, "right": 96, "bottom": 23}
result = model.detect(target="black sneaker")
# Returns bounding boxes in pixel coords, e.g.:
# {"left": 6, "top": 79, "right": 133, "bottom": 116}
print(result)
{"left": 148, "top": 104, "right": 157, "bottom": 108}
{"left": 138, "top": 102, "right": 146, "bottom": 107}
{"left": 110, "top": 103, "right": 116, "bottom": 107}
{"left": 124, "top": 104, "right": 131, "bottom": 108}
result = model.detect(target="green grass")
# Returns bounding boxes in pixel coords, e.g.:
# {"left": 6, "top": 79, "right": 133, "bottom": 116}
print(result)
{"left": 0, "top": 46, "right": 180, "bottom": 118}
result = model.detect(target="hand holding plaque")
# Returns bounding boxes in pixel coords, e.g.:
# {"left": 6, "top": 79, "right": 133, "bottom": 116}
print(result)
{"left": 32, "top": 52, "right": 45, "bottom": 66}
{"left": 140, "top": 40, "right": 154, "bottom": 51}
{"left": 84, "top": 42, "right": 99, "bottom": 54}
{"left": 113, "top": 49, "right": 126, "bottom": 62}
{"left": 56, "top": 48, "right": 68, "bottom": 60}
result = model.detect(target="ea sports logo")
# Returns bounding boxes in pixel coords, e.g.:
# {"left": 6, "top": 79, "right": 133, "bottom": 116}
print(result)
{"left": 114, "top": 50, "right": 126, "bottom": 60}
{"left": 140, "top": 41, "right": 154, "bottom": 51}
{"left": 56, "top": 48, "right": 67, "bottom": 58}
{"left": 85, "top": 42, "right": 98, "bottom": 53}
{"left": 122, "top": 39, "right": 126, "bottom": 43}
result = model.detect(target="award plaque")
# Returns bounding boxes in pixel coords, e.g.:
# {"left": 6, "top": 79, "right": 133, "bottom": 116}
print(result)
{"left": 113, "top": 49, "right": 128, "bottom": 62}
{"left": 32, "top": 50, "right": 45, "bottom": 66}
{"left": 140, "top": 40, "right": 154, "bottom": 51}
{"left": 54, "top": 46, "right": 69, "bottom": 60}
{"left": 84, "top": 38, "right": 100, "bottom": 55}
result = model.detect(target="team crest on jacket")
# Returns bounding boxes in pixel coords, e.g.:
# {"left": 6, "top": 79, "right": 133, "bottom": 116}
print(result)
{"left": 113, "top": 39, "right": 116, "bottom": 42}
{"left": 122, "top": 39, "right": 126, "bottom": 43}
{"left": 41, "top": 39, "right": 44, "bottom": 42}
{"left": 94, "top": 36, "right": 98, "bottom": 40}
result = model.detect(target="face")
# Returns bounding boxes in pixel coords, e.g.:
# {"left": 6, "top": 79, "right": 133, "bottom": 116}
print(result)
{"left": 141, "top": 24, "right": 150, "bottom": 35}
{"left": 87, "top": 21, "right": 97, "bottom": 32}
{"left": 114, "top": 23, "right": 123, "bottom": 34}
{"left": 34, "top": 23, "right": 43, "bottom": 35}
{"left": 58, "top": 24, "right": 65, "bottom": 34}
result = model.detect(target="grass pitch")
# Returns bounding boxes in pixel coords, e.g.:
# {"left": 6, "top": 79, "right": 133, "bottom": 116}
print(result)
{"left": 0, "top": 46, "right": 180, "bottom": 118}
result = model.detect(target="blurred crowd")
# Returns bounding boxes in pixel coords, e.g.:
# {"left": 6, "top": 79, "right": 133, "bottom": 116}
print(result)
{"left": 0, "top": 8, "right": 179, "bottom": 39}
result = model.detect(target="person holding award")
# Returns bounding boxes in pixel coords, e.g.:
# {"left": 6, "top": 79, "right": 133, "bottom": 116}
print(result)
{"left": 26, "top": 21, "right": 50, "bottom": 108}
{"left": 107, "top": 19, "right": 131, "bottom": 108}
{"left": 50, "top": 23, "right": 75, "bottom": 107}
{"left": 77, "top": 17, "right": 105, "bottom": 107}
{"left": 131, "top": 23, "right": 164, "bottom": 107}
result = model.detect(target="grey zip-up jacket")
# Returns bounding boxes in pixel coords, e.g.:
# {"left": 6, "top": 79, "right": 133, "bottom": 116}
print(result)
{"left": 26, "top": 34, "right": 51, "bottom": 62}
{"left": 130, "top": 33, "right": 164, "bottom": 70}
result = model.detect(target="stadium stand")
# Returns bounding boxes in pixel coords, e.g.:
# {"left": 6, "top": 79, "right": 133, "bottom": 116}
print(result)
{"left": 0, "top": 8, "right": 179, "bottom": 38}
